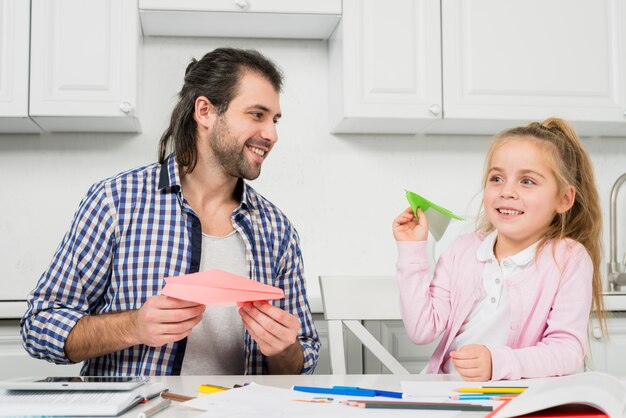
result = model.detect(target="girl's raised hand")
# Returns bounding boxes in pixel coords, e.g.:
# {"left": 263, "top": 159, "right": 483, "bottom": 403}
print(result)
{"left": 393, "top": 207, "right": 428, "bottom": 241}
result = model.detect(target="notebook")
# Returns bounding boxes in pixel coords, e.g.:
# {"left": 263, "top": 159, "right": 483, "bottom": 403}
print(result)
{"left": 0, "top": 381, "right": 167, "bottom": 416}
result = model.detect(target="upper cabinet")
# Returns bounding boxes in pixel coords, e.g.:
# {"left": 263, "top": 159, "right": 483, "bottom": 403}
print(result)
{"left": 139, "top": 0, "right": 342, "bottom": 39}
{"left": 329, "top": 0, "right": 442, "bottom": 134}
{"left": 330, "top": 0, "right": 626, "bottom": 136}
{"left": 0, "top": 0, "right": 141, "bottom": 134}
{"left": 29, "top": 0, "right": 141, "bottom": 132}
{"left": 0, "top": 0, "right": 40, "bottom": 133}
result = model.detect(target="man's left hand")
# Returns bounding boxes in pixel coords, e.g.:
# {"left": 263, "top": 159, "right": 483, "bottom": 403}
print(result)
{"left": 450, "top": 344, "right": 493, "bottom": 381}
{"left": 239, "top": 301, "right": 300, "bottom": 357}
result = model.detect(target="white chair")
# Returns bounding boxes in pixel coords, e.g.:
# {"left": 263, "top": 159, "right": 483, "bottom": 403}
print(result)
{"left": 319, "top": 275, "right": 410, "bottom": 375}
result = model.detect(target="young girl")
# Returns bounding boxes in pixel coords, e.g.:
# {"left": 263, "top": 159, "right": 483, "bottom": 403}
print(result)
{"left": 393, "top": 118, "right": 605, "bottom": 381}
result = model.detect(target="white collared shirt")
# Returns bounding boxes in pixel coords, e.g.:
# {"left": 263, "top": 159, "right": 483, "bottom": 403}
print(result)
{"left": 442, "top": 230, "right": 538, "bottom": 374}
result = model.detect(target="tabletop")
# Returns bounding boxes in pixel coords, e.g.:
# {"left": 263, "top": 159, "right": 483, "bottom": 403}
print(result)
{"left": 126, "top": 374, "right": 491, "bottom": 418}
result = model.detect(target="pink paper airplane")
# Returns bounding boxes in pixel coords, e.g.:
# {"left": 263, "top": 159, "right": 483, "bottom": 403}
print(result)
{"left": 161, "top": 269, "right": 285, "bottom": 305}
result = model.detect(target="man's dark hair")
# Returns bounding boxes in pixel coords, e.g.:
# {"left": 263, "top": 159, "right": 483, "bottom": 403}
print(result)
{"left": 158, "top": 48, "right": 283, "bottom": 173}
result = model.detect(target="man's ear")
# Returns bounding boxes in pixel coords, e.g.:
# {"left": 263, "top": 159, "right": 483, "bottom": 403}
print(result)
{"left": 194, "top": 96, "right": 215, "bottom": 129}
{"left": 556, "top": 185, "right": 576, "bottom": 214}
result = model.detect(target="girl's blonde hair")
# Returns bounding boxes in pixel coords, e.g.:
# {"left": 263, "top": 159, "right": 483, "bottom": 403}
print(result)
{"left": 478, "top": 117, "right": 605, "bottom": 332}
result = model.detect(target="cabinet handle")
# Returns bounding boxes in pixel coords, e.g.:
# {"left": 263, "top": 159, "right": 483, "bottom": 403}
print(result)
{"left": 234, "top": 0, "right": 249, "bottom": 10}
{"left": 592, "top": 326, "right": 602, "bottom": 340}
{"left": 429, "top": 104, "right": 441, "bottom": 116}
{"left": 119, "top": 102, "right": 134, "bottom": 115}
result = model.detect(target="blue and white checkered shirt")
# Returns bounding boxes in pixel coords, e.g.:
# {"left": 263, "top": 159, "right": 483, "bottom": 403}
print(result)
{"left": 20, "top": 155, "right": 320, "bottom": 375}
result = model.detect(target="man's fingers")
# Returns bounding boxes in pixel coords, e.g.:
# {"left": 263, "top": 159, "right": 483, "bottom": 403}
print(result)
{"left": 250, "top": 302, "right": 300, "bottom": 329}
{"left": 158, "top": 315, "right": 203, "bottom": 334}
{"left": 240, "top": 304, "right": 285, "bottom": 340}
{"left": 153, "top": 295, "right": 205, "bottom": 310}
{"left": 145, "top": 304, "right": 205, "bottom": 324}
{"left": 240, "top": 308, "right": 283, "bottom": 353}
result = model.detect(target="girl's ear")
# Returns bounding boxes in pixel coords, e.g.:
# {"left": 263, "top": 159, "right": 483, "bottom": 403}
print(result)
{"left": 556, "top": 185, "right": 576, "bottom": 214}
{"left": 194, "top": 96, "right": 215, "bottom": 129}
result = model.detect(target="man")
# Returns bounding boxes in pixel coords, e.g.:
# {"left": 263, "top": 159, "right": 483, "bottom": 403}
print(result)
{"left": 20, "top": 48, "right": 319, "bottom": 375}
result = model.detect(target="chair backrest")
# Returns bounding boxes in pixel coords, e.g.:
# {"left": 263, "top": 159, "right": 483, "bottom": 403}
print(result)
{"left": 319, "top": 276, "right": 410, "bottom": 375}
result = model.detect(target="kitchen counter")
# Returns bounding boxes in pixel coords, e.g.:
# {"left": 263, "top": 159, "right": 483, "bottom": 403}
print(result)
{"left": 2, "top": 293, "right": 626, "bottom": 319}
{"left": 0, "top": 297, "right": 325, "bottom": 319}
{"left": 603, "top": 292, "right": 626, "bottom": 311}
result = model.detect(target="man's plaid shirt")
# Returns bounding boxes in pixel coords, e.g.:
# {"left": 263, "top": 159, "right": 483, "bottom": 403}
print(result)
{"left": 21, "top": 155, "right": 320, "bottom": 375}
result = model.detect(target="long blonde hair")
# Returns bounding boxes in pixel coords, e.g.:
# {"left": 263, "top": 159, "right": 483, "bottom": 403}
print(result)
{"left": 478, "top": 117, "right": 605, "bottom": 333}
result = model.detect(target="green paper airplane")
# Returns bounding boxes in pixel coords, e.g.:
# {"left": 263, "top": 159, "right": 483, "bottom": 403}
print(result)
{"left": 405, "top": 190, "right": 464, "bottom": 241}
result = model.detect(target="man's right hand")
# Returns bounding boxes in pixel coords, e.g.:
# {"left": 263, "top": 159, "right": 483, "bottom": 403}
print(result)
{"left": 65, "top": 296, "right": 205, "bottom": 363}
{"left": 132, "top": 295, "right": 205, "bottom": 347}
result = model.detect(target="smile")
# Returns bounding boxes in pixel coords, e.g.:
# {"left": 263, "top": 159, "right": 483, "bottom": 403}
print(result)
{"left": 248, "top": 146, "right": 266, "bottom": 157}
{"left": 498, "top": 208, "right": 524, "bottom": 215}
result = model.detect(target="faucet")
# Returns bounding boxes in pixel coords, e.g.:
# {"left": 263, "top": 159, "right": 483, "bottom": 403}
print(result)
{"left": 608, "top": 173, "right": 626, "bottom": 291}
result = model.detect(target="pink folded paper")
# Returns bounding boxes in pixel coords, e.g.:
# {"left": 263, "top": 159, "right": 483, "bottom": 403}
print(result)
{"left": 161, "top": 269, "right": 285, "bottom": 305}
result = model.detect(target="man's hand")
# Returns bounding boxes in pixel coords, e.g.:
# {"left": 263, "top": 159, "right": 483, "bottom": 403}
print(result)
{"left": 65, "top": 295, "right": 205, "bottom": 363}
{"left": 133, "top": 295, "right": 205, "bottom": 347}
{"left": 450, "top": 344, "right": 493, "bottom": 381}
{"left": 238, "top": 301, "right": 304, "bottom": 374}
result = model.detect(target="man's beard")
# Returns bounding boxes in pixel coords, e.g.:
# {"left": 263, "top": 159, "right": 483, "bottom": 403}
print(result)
{"left": 209, "top": 116, "right": 263, "bottom": 180}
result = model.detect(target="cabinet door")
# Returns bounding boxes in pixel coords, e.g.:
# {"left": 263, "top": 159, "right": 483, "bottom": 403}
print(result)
{"left": 0, "top": 0, "right": 40, "bottom": 133}
{"left": 328, "top": 0, "right": 442, "bottom": 134}
{"left": 588, "top": 313, "right": 626, "bottom": 374}
{"left": 29, "top": 0, "right": 140, "bottom": 132}
{"left": 440, "top": 0, "right": 626, "bottom": 136}
{"left": 0, "top": 320, "right": 82, "bottom": 378}
{"left": 363, "top": 320, "right": 438, "bottom": 374}
{"left": 139, "top": 0, "right": 341, "bottom": 39}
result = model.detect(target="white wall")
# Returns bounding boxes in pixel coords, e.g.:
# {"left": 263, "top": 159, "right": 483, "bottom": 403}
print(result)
{"left": 1, "top": 36, "right": 625, "bottom": 304}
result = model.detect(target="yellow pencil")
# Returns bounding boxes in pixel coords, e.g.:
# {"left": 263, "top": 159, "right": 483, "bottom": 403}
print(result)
{"left": 456, "top": 387, "right": 526, "bottom": 394}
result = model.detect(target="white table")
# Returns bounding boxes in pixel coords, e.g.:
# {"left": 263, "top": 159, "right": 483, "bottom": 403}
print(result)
{"left": 125, "top": 374, "right": 490, "bottom": 418}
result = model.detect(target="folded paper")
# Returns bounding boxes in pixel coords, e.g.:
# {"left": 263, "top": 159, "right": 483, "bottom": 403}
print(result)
{"left": 161, "top": 269, "right": 285, "bottom": 305}
{"left": 405, "top": 190, "right": 464, "bottom": 241}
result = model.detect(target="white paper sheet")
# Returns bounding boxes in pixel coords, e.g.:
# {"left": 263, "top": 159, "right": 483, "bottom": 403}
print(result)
{"left": 183, "top": 383, "right": 461, "bottom": 418}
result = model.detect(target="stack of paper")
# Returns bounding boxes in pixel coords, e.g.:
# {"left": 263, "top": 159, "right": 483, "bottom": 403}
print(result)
{"left": 182, "top": 383, "right": 465, "bottom": 417}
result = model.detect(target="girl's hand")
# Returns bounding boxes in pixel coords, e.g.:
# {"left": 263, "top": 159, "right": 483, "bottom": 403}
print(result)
{"left": 450, "top": 344, "right": 493, "bottom": 381}
{"left": 393, "top": 207, "right": 428, "bottom": 241}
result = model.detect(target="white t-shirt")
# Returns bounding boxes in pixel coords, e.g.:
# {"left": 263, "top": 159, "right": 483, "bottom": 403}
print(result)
{"left": 442, "top": 230, "right": 539, "bottom": 374}
{"left": 180, "top": 230, "right": 247, "bottom": 375}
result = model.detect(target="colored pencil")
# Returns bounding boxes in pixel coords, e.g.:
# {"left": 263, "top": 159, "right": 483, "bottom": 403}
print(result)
{"left": 198, "top": 384, "right": 229, "bottom": 394}
{"left": 456, "top": 387, "right": 526, "bottom": 394}
{"left": 451, "top": 394, "right": 518, "bottom": 401}
{"left": 160, "top": 391, "right": 195, "bottom": 402}
{"left": 341, "top": 400, "right": 493, "bottom": 411}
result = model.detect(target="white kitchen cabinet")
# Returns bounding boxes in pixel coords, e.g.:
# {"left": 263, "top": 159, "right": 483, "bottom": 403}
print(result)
{"left": 328, "top": 0, "right": 442, "bottom": 134}
{"left": 363, "top": 320, "right": 438, "bottom": 374}
{"left": 587, "top": 313, "right": 626, "bottom": 374}
{"left": 437, "top": 0, "right": 626, "bottom": 136}
{"left": 0, "top": 320, "right": 82, "bottom": 379}
{"left": 0, "top": 0, "right": 41, "bottom": 133}
{"left": 312, "top": 315, "right": 364, "bottom": 374}
{"left": 29, "top": 0, "right": 141, "bottom": 133}
{"left": 139, "top": 0, "right": 341, "bottom": 40}
{"left": 329, "top": 0, "right": 626, "bottom": 136}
